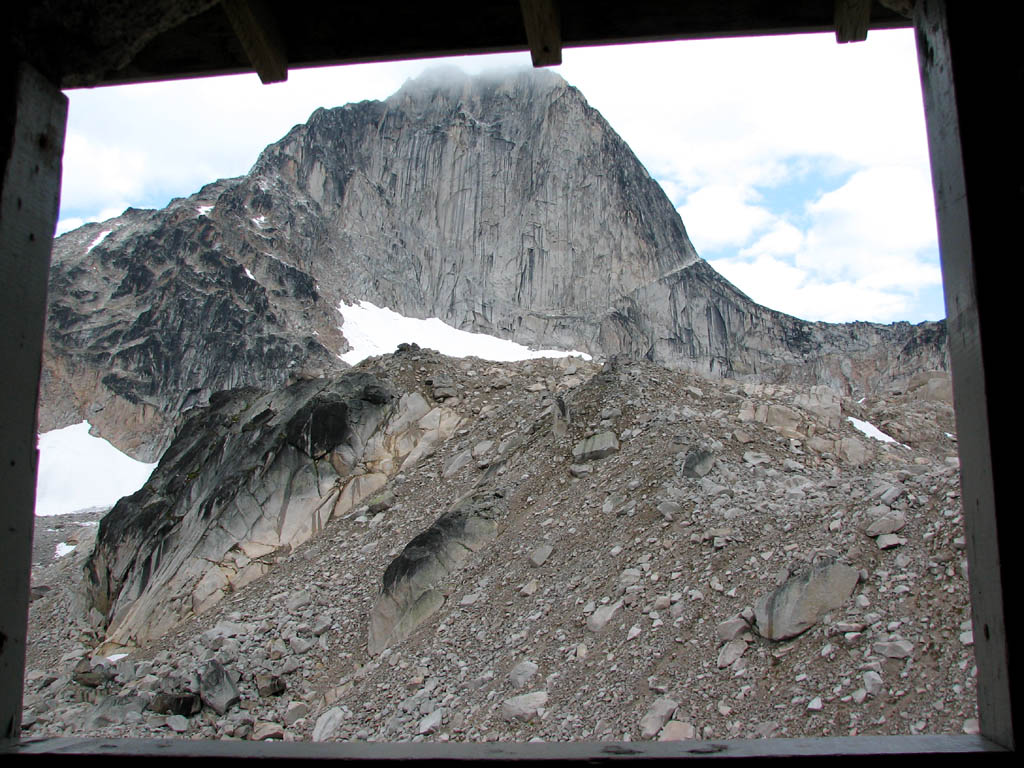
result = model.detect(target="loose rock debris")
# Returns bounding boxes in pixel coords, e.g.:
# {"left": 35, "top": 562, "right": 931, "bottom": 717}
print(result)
{"left": 25, "top": 351, "right": 976, "bottom": 742}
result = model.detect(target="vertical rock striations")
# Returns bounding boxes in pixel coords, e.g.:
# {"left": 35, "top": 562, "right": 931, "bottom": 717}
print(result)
{"left": 84, "top": 372, "right": 397, "bottom": 648}
{"left": 42, "top": 68, "right": 946, "bottom": 459}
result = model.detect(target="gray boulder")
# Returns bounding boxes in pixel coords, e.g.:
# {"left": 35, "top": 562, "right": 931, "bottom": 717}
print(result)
{"left": 199, "top": 659, "right": 240, "bottom": 715}
{"left": 368, "top": 488, "right": 506, "bottom": 654}
{"left": 681, "top": 447, "right": 715, "bottom": 478}
{"left": 572, "top": 432, "right": 620, "bottom": 462}
{"left": 754, "top": 562, "right": 859, "bottom": 640}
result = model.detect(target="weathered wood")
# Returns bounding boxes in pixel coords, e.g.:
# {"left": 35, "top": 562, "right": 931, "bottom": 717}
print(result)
{"left": 834, "top": 0, "right": 872, "bottom": 41}
{"left": 0, "top": 734, "right": 1010, "bottom": 761}
{"left": 520, "top": 0, "right": 562, "bottom": 67}
{"left": 914, "top": 0, "right": 1021, "bottom": 751}
{"left": 878, "top": 0, "right": 915, "bottom": 18}
{"left": 0, "top": 62, "right": 67, "bottom": 743}
{"left": 222, "top": 0, "right": 288, "bottom": 83}
{"left": 9, "top": 1, "right": 909, "bottom": 88}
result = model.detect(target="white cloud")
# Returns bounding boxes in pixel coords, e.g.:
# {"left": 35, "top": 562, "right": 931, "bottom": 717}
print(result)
{"left": 740, "top": 221, "right": 805, "bottom": 258}
{"left": 55, "top": 217, "right": 84, "bottom": 235}
{"left": 59, "top": 132, "right": 146, "bottom": 216}
{"left": 56, "top": 28, "right": 941, "bottom": 323}
{"left": 707, "top": 162, "right": 942, "bottom": 322}
{"left": 676, "top": 184, "right": 775, "bottom": 252}
{"left": 798, "top": 165, "right": 939, "bottom": 278}
{"left": 710, "top": 253, "right": 913, "bottom": 322}
{"left": 56, "top": 204, "right": 131, "bottom": 235}
{"left": 558, "top": 30, "right": 929, "bottom": 195}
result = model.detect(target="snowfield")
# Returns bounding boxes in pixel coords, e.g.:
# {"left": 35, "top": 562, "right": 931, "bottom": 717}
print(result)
{"left": 35, "top": 422, "right": 157, "bottom": 517}
{"left": 337, "top": 300, "right": 592, "bottom": 366}
{"left": 847, "top": 416, "right": 907, "bottom": 447}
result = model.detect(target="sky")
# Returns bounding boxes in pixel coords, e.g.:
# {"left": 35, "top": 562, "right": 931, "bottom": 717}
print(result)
{"left": 56, "top": 28, "right": 943, "bottom": 325}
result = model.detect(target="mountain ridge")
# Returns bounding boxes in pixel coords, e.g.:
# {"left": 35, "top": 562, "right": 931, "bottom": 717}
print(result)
{"left": 41, "top": 68, "right": 946, "bottom": 461}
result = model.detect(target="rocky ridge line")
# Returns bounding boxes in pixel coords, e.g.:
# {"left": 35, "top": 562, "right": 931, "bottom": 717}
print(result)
{"left": 40, "top": 69, "right": 947, "bottom": 461}
{"left": 26, "top": 349, "right": 974, "bottom": 742}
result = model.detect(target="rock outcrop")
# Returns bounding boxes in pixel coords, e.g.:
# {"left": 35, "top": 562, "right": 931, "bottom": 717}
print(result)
{"left": 368, "top": 487, "right": 506, "bottom": 655}
{"left": 41, "top": 68, "right": 946, "bottom": 460}
{"left": 84, "top": 371, "right": 396, "bottom": 648}
{"left": 83, "top": 360, "right": 466, "bottom": 649}
{"left": 28, "top": 349, "right": 973, "bottom": 742}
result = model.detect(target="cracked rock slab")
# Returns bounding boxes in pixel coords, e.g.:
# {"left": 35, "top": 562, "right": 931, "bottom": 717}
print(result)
{"left": 754, "top": 562, "right": 859, "bottom": 640}
{"left": 368, "top": 488, "right": 506, "bottom": 655}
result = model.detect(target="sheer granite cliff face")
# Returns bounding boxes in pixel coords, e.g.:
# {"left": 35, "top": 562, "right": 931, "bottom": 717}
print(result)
{"left": 41, "top": 68, "right": 946, "bottom": 459}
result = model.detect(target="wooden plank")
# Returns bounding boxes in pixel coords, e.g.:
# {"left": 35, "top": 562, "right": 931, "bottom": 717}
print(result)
{"left": 0, "top": 62, "right": 67, "bottom": 743}
{"left": 913, "top": 0, "right": 1021, "bottom": 751}
{"left": 0, "top": 734, "right": 1010, "bottom": 760}
{"left": 56, "top": 1, "right": 913, "bottom": 87}
{"left": 221, "top": 0, "right": 288, "bottom": 83}
{"left": 835, "top": 0, "right": 872, "bottom": 42}
{"left": 520, "top": 0, "right": 562, "bottom": 67}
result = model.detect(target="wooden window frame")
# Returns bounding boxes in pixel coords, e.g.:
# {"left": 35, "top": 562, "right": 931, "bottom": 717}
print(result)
{"left": 1, "top": 0, "right": 1017, "bottom": 761}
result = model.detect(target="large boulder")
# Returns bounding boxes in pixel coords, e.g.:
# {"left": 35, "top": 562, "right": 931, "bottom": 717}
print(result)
{"left": 572, "top": 431, "right": 620, "bottom": 462}
{"left": 754, "top": 562, "right": 859, "bottom": 640}
{"left": 368, "top": 487, "right": 506, "bottom": 655}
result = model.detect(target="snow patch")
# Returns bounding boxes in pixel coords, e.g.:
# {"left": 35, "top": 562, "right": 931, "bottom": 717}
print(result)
{"left": 244, "top": 267, "right": 256, "bottom": 281}
{"left": 337, "top": 300, "right": 592, "bottom": 366}
{"left": 85, "top": 230, "right": 111, "bottom": 254}
{"left": 54, "top": 543, "right": 77, "bottom": 558}
{"left": 196, "top": 205, "right": 213, "bottom": 216}
{"left": 35, "top": 422, "right": 157, "bottom": 516}
{"left": 252, "top": 215, "right": 267, "bottom": 228}
{"left": 847, "top": 417, "right": 907, "bottom": 447}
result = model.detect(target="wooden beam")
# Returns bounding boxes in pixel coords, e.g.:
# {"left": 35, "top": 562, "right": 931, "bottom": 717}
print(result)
{"left": 914, "top": 0, "right": 1022, "bottom": 751}
{"left": 0, "top": 733, "right": 1011, "bottom": 760}
{"left": 520, "top": 0, "right": 561, "bottom": 67}
{"left": 835, "top": 0, "right": 872, "bottom": 42}
{"left": 221, "top": 0, "right": 288, "bottom": 84}
{"left": 879, "top": 0, "right": 915, "bottom": 18}
{"left": 0, "top": 61, "right": 67, "bottom": 743}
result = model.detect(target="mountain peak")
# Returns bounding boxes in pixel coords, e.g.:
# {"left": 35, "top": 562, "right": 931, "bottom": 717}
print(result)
{"left": 42, "top": 65, "right": 947, "bottom": 462}
{"left": 389, "top": 65, "right": 571, "bottom": 110}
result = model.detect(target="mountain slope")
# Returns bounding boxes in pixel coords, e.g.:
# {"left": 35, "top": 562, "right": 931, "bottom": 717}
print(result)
{"left": 26, "top": 349, "right": 973, "bottom": 741}
{"left": 41, "top": 68, "right": 946, "bottom": 460}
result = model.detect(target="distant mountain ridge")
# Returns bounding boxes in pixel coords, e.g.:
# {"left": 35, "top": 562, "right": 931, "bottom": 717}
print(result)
{"left": 41, "top": 68, "right": 946, "bottom": 460}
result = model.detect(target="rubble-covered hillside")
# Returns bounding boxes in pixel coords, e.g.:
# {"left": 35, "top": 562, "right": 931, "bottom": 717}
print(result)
{"left": 25, "top": 349, "right": 974, "bottom": 742}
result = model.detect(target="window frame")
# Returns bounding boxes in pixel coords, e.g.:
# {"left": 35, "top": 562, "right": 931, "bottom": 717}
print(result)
{"left": 1, "top": 0, "right": 1016, "bottom": 761}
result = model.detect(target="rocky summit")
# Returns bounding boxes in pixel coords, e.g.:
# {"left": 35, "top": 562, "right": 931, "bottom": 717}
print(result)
{"left": 27, "top": 349, "right": 975, "bottom": 742}
{"left": 41, "top": 68, "right": 946, "bottom": 461}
